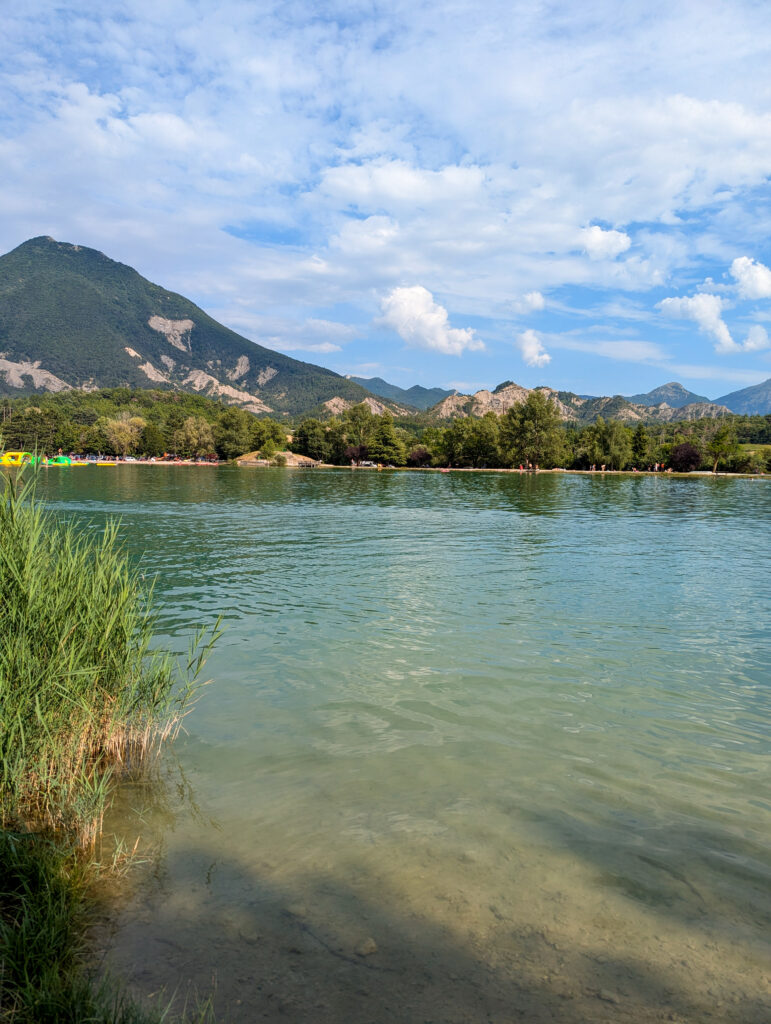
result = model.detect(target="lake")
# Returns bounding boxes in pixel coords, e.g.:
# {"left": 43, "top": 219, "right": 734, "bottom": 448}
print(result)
{"left": 39, "top": 467, "right": 770, "bottom": 1023}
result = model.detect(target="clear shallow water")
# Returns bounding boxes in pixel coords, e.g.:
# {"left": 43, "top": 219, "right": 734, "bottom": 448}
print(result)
{"left": 40, "top": 467, "right": 770, "bottom": 1022}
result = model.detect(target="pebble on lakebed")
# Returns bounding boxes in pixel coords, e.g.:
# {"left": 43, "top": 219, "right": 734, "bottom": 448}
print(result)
{"left": 355, "top": 937, "right": 378, "bottom": 957}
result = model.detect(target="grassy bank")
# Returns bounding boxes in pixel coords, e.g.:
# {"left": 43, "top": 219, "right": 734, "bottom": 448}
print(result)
{"left": 0, "top": 469, "right": 218, "bottom": 1022}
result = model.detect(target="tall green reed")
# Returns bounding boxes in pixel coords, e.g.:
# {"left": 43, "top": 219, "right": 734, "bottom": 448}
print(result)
{"left": 0, "top": 468, "right": 219, "bottom": 845}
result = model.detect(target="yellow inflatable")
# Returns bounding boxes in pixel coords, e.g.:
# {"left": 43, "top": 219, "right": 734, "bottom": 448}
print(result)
{"left": 0, "top": 451, "right": 35, "bottom": 466}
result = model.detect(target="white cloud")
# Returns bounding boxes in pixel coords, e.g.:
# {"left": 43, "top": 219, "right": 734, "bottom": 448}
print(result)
{"left": 743, "top": 324, "right": 770, "bottom": 351}
{"left": 330, "top": 216, "right": 399, "bottom": 254}
{"left": 3, "top": 1, "right": 771, "bottom": 384}
{"left": 516, "top": 329, "right": 551, "bottom": 368}
{"left": 215, "top": 312, "right": 356, "bottom": 354}
{"left": 581, "top": 226, "right": 632, "bottom": 261}
{"left": 730, "top": 256, "right": 771, "bottom": 299}
{"left": 666, "top": 363, "right": 770, "bottom": 384}
{"left": 379, "top": 286, "right": 484, "bottom": 355}
{"left": 319, "top": 161, "right": 485, "bottom": 209}
{"left": 659, "top": 291, "right": 770, "bottom": 354}
{"left": 552, "top": 338, "right": 669, "bottom": 362}
{"left": 269, "top": 341, "right": 342, "bottom": 353}
{"left": 659, "top": 293, "right": 736, "bottom": 353}
{"left": 514, "top": 291, "right": 545, "bottom": 313}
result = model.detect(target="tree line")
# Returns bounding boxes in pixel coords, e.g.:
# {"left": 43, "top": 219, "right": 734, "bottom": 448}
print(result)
{"left": 2, "top": 387, "right": 770, "bottom": 471}
{"left": 0, "top": 388, "right": 287, "bottom": 459}
{"left": 292, "top": 393, "right": 771, "bottom": 473}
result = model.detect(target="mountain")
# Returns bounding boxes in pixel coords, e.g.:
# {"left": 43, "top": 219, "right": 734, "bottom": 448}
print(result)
{"left": 2, "top": 238, "right": 765, "bottom": 423}
{"left": 347, "top": 375, "right": 455, "bottom": 411}
{"left": 626, "top": 382, "right": 710, "bottom": 408}
{"left": 0, "top": 237, "right": 393, "bottom": 417}
{"left": 430, "top": 382, "right": 730, "bottom": 424}
{"left": 715, "top": 378, "right": 771, "bottom": 415}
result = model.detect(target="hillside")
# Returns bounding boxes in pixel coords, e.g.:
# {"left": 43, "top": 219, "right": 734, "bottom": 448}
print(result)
{"left": 347, "top": 375, "right": 455, "bottom": 410}
{"left": 430, "top": 382, "right": 730, "bottom": 424}
{"left": 0, "top": 237, "right": 386, "bottom": 417}
{"left": 626, "top": 382, "right": 710, "bottom": 408}
{"left": 715, "top": 378, "right": 771, "bottom": 415}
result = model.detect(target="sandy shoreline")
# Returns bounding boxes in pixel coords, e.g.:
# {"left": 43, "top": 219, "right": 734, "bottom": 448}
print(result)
{"left": 22, "top": 458, "right": 767, "bottom": 478}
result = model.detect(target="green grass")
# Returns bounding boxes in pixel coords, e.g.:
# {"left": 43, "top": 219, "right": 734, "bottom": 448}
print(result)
{"left": 738, "top": 442, "right": 771, "bottom": 454}
{"left": 0, "top": 468, "right": 219, "bottom": 1021}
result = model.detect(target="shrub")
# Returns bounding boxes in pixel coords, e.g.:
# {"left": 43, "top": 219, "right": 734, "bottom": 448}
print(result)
{"left": 669, "top": 442, "right": 702, "bottom": 473}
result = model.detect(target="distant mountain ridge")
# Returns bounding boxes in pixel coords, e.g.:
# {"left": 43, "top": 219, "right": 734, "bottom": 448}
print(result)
{"left": 625, "top": 382, "right": 710, "bottom": 408}
{"left": 0, "top": 237, "right": 398, "bottom": 417}
{"left": 715, "top": 378, "right": 771, "bottom": 415}
{"left": 347, "top": 375, "right": 456, "bottom": 410}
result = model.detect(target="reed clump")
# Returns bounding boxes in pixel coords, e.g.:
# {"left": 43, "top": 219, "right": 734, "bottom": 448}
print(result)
{"left": 0, "top": 470, "right": 218, "bottom": 1021}
{"left": 0, "top": 470, "right": 215, "bottom": 844}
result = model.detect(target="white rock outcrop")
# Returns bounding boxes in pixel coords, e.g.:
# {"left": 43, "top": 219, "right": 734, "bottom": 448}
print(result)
{"left": 148, "top": 315, "right": 194, "bottom": 352}
{"left": 0, "top": 355, "right": 71, "bottom": 392}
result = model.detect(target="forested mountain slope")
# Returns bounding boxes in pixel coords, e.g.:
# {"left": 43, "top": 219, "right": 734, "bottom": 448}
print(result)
{"left": 0, "top": 237, "right": 382, "bottom": 417}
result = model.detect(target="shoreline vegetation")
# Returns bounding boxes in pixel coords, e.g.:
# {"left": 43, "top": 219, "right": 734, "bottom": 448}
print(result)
{"left": 0, "top": 469, "right": 219, "bottom": 1023}
{"left": 0, "top": 386, "right": 770, "bottom": 475}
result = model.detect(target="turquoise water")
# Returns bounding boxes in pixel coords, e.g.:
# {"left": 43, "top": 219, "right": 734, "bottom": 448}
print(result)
{"left": 40, "top": 467, "right": 770, "bottom": 1022}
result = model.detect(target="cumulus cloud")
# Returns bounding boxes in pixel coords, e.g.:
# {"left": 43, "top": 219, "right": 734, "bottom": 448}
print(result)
{"left": 659, "top": 292, "right": 771, "bottom": 354}
{"left": 4, "top": 1, "right": 771, "bottom": 378}
{"left": 379, "top": 286, "right": 484, "bottom": 355}
{"left": 659, "top": 293, "right": 736, "bottom": 353}
{"left": 730, "top": 256, "right": 771, "bottom": 299}
{"left": 319, "top": 161, "right": 485, "bottom": 208}
{"left": 516, "top": 329, "right": 551, "bottom": 367}
{"left": 580, "top": 226, "right": 632, "bottom": 261}
{"left": 743, "top": 324, "right": 770, "bottom": 351}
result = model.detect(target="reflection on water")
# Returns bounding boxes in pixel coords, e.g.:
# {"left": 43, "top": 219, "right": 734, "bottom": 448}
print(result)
{"left": 40, "top": 468, "right": 770, "bottom": 1022}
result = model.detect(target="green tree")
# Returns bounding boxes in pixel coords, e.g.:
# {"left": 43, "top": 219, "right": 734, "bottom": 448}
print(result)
{"left": 631, "top": 423, "right": 650, "bottom": 467}
{"left": 500, "top": 392, "right": 564, "bottom": 467}
{"left": 705, "top": 423, "right": 739, "bottom": 473}
{"left": 103, "top": 412, "right": 146, "bottom": 456}
{"left": 254, "top": 418, "right": 287, "bottom": 448}
{"left": 173, "top": 416, "right": 215, "bottom": 457}
{"left": 325, "top": 418, "right": 349, "bottom": 464}
{"left": 140, "top": 422, "right": 166, "bottom": 456}
{"left": 441, "top": 418, "right": 473, "bottom": 466}
{"left": 368, "top": 413, "right": 407, "bottom": 464}
{"left": 462, "top": 413, "right": 501, "bottom": 467}
{"left": 418, "top": 426, "right": 445, "bottom": 466}
{"left": 342, "top": 403, "right": 377, "bottom": 448}
{"left": 293, "top": 418, "right": 328, "bottom": 461}
{"left": 163, "top": 409, "right": 186, "bottom": 449}
{"left": 594, "top": 418, "right": 632, "bottom": 470}
{"left": 260, "top": 437, "right": 277, "bottom": 460}
{"left": 215, "top": 407, "right": 255, "bottom": 460}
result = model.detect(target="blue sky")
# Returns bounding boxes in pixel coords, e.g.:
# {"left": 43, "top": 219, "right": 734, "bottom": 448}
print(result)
{"left": 2, "top": 0, "right": 771, "bottom": 399}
